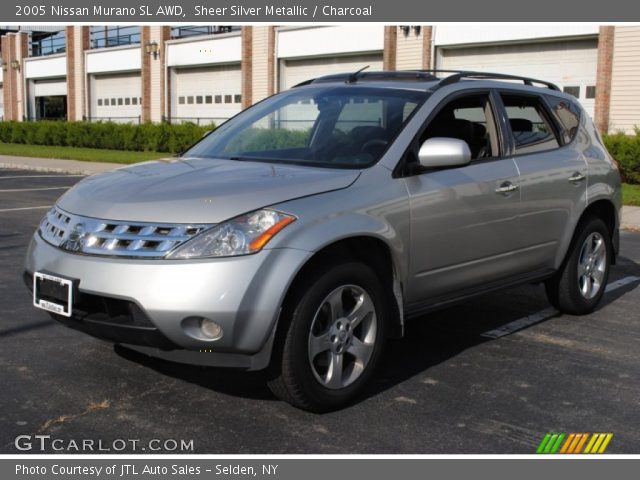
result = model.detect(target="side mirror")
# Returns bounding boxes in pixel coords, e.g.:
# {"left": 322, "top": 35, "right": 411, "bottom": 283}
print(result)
{"left": 417, "top": 137, "right": 471, "bottom": 168}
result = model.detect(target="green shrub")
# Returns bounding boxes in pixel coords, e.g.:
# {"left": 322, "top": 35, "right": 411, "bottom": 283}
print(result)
{"left": 603, "top": 129, "right": 640, "bottom": 185}
{"left": 0, "top": 120, "right": 214, "bottom": 154}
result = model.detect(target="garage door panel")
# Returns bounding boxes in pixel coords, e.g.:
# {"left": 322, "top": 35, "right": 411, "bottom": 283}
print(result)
{"left": 438, "top": 40, "right": 597, "bottom": 117}
{"left": 281, "top": 54, "right": 384, "bottom": 91}
{"left": 33, "top": 79, "right": 67, "bottom": 97}
{"left": 173, "top": 64, "right": 242, "bottom": 122}
{"left": 92, "top": 73, "right": 142, "bottom": 121}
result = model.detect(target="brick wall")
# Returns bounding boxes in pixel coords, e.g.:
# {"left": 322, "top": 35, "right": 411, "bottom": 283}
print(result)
{"left": 594, "top": 26, "right": 615, "bottom": 133}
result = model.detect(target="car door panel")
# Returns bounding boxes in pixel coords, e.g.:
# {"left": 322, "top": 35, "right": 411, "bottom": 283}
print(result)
{"left": 405, "top": 158, "right": 521, "bottom": 304}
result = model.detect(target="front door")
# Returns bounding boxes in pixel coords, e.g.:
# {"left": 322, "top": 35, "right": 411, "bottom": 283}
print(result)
{"left": 404, "top": 92, "right": 522, "bottom": 305}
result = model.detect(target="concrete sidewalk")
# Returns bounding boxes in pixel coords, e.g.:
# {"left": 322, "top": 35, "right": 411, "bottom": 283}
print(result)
{"left": 0, "top": 155, "right": 125, "bottom": 175}
{"left": 2, "top": 154, "right": 640, "bottom": 230}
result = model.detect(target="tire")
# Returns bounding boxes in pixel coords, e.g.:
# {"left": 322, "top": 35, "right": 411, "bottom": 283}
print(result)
{"left": 545, "top": 217, "right": 612, "bottom": 315}
{"left": 267, "top": 261, "right": 387, "bottom": 412}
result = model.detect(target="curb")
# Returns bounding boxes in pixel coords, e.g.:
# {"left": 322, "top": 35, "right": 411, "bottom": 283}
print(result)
{"left": 0, "top": 161, "right": 117, "bottom": 175}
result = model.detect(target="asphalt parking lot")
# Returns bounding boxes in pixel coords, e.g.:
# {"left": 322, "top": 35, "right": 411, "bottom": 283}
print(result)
{"left": 0, "top": 168, "right": 639, "bottom": 454}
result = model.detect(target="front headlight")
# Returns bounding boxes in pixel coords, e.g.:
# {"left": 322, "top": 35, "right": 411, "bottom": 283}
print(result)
{"left": 166, "top": 209, "right": 296, "bottom": 259}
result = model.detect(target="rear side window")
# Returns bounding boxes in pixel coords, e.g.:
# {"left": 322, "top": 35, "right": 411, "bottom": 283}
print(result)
{"left": 501, "top": 94, "right": 560, "bottom": 154}
{"left": 546, "top": 95, "right": 581, "bottom": 144}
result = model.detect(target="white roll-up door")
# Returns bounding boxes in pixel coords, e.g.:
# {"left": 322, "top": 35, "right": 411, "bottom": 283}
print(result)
{"left": 437, "top": 39, "right": 598, "bottom": 117}
{"left": 91, "top": 73, "right": 142, "bottom": 122}
{"left": 280, "top": 53, "right": 384, "bottom": 91}
{"left": 172, "top": 64, "right": 242, "bottom": 123}
{"left": 33, "top": 78, "right": 67, "bottom": 97}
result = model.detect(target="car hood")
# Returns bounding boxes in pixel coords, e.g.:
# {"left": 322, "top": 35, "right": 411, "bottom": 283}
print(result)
{"left": 57, "top": 157, "right": 360, "bottom": 224}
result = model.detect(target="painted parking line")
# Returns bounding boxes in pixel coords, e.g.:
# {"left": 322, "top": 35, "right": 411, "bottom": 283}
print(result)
{"left": 0, "top": 175, "right": 85, "bottom": 180}
{"left": 0, "top": 186, "right": 73, "bottom": 193}
{"left": 0, "top": 205, "right": 51, "bottom": 213}
{"left": 481, "top": 275, "right": 640, "bottom": 339}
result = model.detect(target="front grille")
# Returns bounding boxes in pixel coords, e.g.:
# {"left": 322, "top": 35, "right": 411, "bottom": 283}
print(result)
{"left": 39, "top": 206, "right": 212, "bottom": 258}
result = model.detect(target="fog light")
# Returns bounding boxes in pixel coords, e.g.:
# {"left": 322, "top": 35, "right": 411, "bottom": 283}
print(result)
{"left": 200, "top": 318, "right": 223, "bottom": 339}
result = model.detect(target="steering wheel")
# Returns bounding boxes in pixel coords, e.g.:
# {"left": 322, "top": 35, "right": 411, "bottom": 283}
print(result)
{"left": 360, "top": 139, "right": 389, "bottom": 156}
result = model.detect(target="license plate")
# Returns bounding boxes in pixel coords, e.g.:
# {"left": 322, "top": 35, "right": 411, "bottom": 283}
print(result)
{"left": 33, "top": 272, "right": 73, "bottom": 317}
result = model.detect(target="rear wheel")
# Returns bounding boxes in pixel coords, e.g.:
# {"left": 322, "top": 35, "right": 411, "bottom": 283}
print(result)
{"left": 545, "top": 217, "right": 612, "bottom": 315}
{"left": 268, "top": 261, "right": 387, "bottom": 412}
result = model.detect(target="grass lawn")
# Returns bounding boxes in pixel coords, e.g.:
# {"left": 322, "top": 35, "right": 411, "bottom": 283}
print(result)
{"left": 623, "top": 183, "right": 640, "bottom": 207}
{"left": 0, "top": 143, "right": 169, "bottom": 164}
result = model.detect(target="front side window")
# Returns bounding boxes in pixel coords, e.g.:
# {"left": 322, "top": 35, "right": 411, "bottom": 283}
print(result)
{"left": 420, "top": 93, "right": 499, "bottom": 160}
{"left": 185, "top": 86, "right": 427, "bottom": 169}
{"left": 501, "top": 94, "right": 560, "bottom": 154}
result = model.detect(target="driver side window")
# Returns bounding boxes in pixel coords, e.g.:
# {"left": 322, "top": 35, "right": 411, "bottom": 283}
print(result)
{"left": 420, "top": 93, "right": 500, "bottom": 160}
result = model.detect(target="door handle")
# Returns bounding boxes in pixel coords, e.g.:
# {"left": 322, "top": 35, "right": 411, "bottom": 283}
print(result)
{"left": 495, "top": 182, "right": 519, "bottom": 195}
{"left": 568, "top": 172, "right": 586, "bottom": 183}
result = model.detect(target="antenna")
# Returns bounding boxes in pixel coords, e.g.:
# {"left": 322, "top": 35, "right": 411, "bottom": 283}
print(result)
{"left": 346, "top": 65, "right": 370, "bottom": 84}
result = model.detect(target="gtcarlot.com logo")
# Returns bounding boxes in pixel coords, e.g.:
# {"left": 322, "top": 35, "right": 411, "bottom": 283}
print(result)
{"left": 536, "top": 432, "right": 613, "bottom": 454}
{"left": 14, "top": 435, "right": 194, "bottom": 452}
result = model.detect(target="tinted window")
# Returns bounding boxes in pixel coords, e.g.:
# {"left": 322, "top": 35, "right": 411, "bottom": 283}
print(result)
{"left": 421, "top": 94, "right": 499, "bottom": 160}
{"left": 501, "top": 94, "right": 560, "bottom": 154}
{"left": 546, "top": 95, "right": 581, "bottom": 144}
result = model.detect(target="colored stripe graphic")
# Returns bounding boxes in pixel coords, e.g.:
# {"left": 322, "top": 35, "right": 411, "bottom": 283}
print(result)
{"left": 537, "top": 433, "right": 612, "bottom": 454}
{"left": 537, "top": 433, "right": 565, "bottom": 454}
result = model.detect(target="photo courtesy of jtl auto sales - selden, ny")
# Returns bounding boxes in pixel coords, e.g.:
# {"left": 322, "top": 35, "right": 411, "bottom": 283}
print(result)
{"left": 0, "top": 0, "right": 639, "bottom": 479}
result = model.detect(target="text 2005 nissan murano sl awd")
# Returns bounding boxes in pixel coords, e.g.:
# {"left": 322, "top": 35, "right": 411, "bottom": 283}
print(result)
{"left": 25, "top": 71, "right": 622, "bottom": 411}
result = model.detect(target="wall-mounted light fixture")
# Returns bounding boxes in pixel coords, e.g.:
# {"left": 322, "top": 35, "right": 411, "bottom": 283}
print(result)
{"left": 400, "top": 26, "right": 422, "bottom": 37}
{"left": 10, "top": 60, "right": 20, "bottom": 71}
{"left": 145, "top": 41, "right": 159, "bottom": 60}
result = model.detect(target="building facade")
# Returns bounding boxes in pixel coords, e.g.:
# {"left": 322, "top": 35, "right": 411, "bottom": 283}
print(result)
{"left": 1, "top": 25, "right": 639, "bottom": 133}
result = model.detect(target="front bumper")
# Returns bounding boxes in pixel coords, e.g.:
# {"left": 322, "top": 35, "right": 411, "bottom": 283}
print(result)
{"left": 25, "top": 233, "right": 311, "bottom": 369}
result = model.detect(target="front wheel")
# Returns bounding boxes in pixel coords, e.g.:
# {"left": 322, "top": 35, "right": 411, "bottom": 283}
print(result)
{"left": 545, "top": 217, "right": 612, "bottom": 315}
{"left": 268, "top": 262, "right": 387, "bottom": 412}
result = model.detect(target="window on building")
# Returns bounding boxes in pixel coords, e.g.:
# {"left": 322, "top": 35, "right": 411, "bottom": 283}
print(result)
{"left": 563, "top": 86, "right": 580, "bottom": 98}
{"left": 97, "top": 99, "right": 103, "bottom": 106}
{"left": 170, "top": 26, "right": 239, "bottom": 39}
{"left": 125, "top": 98, "right": 131, "bottom": 105}
{"left": 132, "top": 97, "right": 138, "bottom": 105}
{"left": 90, "top": 26, "right": 141, "bottom": 49}
{"left": 586, "top": 86, "right": 596, "bottom": 99}
{"left": 110, "top": 98, "right": 116, "bottom": 106}
{"left": 501, "top": 94, "right": 561, "bottom": 154}
{"left": 196, "top": 96, "right": 203, "bottom": 104}
{"left": 187, "top": 96, "right": 194, "bottom": 104}
{"left": 178, "top": 96, "right": 185, "bottom": 105}
{"left": 30, "top": 31, "right": 66, "bottom": 57}
{"left": 224, "top": 95, "right": 232, "bottom": 104}
{"left": 205, "top": 96, "right": 213, "bottom": 104}
{"left": 234, "top": 94, "right": 242, "bottom": 104}
{"left": 118, "top": 98, "right": 123, "bottom": 106}
{"left": 215, "top": 95, "right": 222, "bottom": 104}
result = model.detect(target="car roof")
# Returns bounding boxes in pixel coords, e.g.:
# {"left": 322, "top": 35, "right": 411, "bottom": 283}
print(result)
{"left": 293, "top": 70, "right": 567, "bottom": 97}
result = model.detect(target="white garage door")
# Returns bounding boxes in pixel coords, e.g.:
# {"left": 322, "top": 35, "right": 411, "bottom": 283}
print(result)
{"left": 438, "top": 39, "right": 598, "bottom": 118}
{"left": 0, "top": 85, "right": 3, "bottom": 119}
{"left": 172, "top": 64, "right": 242, "bottom": 124}
{"left": 280, "top": 53, "right": 384, "bottom": 91}
{"left": 33, "top": 78, "right": 67, "bottom": 97}
{"left": 92, "top": 73, "right": 141, "bottom": 123}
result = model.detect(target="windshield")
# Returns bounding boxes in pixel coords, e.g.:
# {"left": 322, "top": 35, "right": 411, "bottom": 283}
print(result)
{"left": 184, "top": 86, "right": 428, "bottom": 169}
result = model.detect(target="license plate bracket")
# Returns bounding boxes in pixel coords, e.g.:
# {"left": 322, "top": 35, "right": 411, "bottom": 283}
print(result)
{"left": 33, "top": 272, "right": 75, "bottom": 317}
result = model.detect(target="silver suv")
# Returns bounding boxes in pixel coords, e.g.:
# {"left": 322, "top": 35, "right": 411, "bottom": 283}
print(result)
{"left": 25, "top": 71, "right": 622, "bottom": 411}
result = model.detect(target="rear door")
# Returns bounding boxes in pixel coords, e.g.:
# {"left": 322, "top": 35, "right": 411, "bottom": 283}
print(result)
{"left": 497, "top": 91, "right": 587, "bottom": 270}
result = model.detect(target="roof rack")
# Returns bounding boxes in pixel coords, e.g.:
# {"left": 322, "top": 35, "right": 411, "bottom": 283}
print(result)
{"left": 292, "top": 69, "right": 560, "bottom": 91}
{"left": 420, "top": 70, "right": 561, "bottom": 91}
{"left": 292, "top": 70, "right": 439, "bottom": 88}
